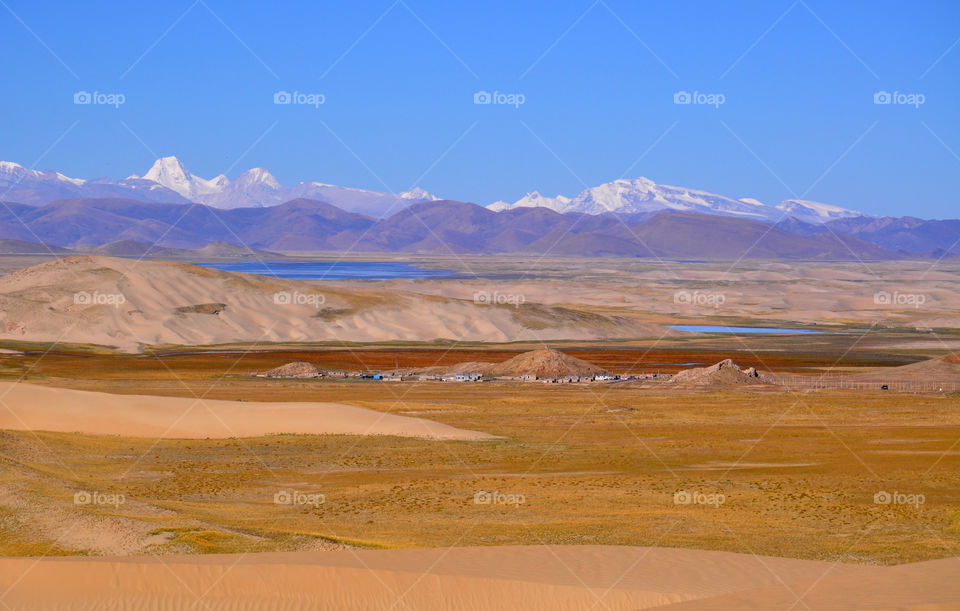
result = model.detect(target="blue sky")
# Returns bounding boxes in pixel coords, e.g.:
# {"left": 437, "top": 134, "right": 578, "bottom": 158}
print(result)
{"left": 1, "top": 0, "right": 958, "bottom": 217}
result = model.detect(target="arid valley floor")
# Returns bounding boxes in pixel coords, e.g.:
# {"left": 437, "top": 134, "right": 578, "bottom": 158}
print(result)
{"left": 1, "top": 255, "right": 959, "bottom": 609}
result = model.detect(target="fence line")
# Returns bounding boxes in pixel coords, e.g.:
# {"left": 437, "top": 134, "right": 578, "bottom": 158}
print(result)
{"left": 772, "top": 374, "right": 957, "bottom": 393}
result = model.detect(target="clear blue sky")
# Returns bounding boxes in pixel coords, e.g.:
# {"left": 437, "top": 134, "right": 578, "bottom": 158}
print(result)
{"left": 1, "top": 0, "right": 958, "bottom": 217}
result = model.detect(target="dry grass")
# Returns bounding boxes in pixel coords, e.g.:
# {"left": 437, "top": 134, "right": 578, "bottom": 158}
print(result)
{"left": 1, "top": 374, "right": 959, "bottom": 563}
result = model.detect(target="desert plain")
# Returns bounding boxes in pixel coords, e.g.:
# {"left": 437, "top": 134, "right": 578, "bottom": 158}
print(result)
{"left": 0, "top": 254, "right": 959, "bottom": 609}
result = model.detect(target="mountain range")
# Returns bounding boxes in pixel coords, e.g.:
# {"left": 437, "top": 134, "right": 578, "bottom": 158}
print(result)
{"left": 0, "top": 157, "right": 956, "bottom": 259}
{"left": 0, "top": 196, "right": 949, "bottom": 260}
{"left": 0, "top": 157, "right": 438, "bottom": 217}
{"left": 489, "top": 178, "right": 864, "bottom": 225}
{"left": 0, "top": 157, "right": 865, "bottom": 223}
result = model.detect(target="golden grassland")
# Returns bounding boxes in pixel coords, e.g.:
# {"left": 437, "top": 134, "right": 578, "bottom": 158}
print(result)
{"left": 2, "top": 371, "right": 959, "bottom": 564}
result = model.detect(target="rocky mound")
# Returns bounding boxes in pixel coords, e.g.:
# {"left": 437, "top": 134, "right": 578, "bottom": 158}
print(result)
{"left": 669, "top": 359, "right": 768, "bottom": 386}
{"left": 262, "top": 361, "right": 323, "bottom": 378}
{"left": 487, "top": 347, "right": 608, "bottom": 379}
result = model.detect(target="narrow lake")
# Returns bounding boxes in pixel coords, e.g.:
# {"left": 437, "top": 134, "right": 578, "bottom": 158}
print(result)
{"left": 669, "top": 325, "right": 825, "bottom": 334}
{"left": 200, "top": 260, "right": 460, "bottom": 280}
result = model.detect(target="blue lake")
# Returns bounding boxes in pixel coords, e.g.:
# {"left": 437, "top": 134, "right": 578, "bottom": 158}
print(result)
{"left": 669, "top": 325, "right": 825, "bottom": 334}
{"left": 200, "top": 260, "right": 461, "bottom": 281}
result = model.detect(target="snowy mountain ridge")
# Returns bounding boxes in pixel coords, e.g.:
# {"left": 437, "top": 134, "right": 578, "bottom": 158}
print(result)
{"left": 489, "top": 177, "right": 864, "bottom": 224}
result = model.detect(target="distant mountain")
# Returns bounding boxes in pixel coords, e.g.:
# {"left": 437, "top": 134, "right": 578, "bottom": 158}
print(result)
{"left": 0, "top": 238, "right": 72, "bottom": 255}
{"left": 77, "top": 240, "right": 281, "bottom": 259}
{"left": 127, "top": 156, "right": 442, "bottom": 215}
{"left": 0, "top": 157, "right": 439, "bottom": 217}
{"left": 489, "top": 177, "right": 865, "bottom": 225}
{"left": 822, "top": 216, "right": 960, "bottom": 256}
{"left": 0, "top": 161, "right": 190, "bottom": 206}
{"left": 0, "top": 197, "right": 897, "bottom": 260}
{"left": 775, "top": 200, "right": 863, "bottom": 224}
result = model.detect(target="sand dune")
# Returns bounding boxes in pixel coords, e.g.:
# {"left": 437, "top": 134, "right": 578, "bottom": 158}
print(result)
{"left": 0, "top": 381, "right": 492, "bottom": 440}
{"left": 661, "top": 556, "right": 960, "bottom": 610}
{"left": 0, "top": 546, "right": 956, "bottom": 610}
{"left": 0, "top": 256, "right": 666, "bottom": 351}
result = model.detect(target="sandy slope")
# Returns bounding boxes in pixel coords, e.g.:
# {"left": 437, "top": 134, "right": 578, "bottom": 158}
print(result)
{"left": 0, "top": 546, "right": 857, "bottom": 610}
{"left": 1, "top": 546, "right": 956, "bottom": 610}
{"left": 0, "top": 256, "right": 666, "bottom": 351}
{"left": 0, "top": 381, "right": 491, "bottom": 440}
{"left": 660, "top": 556, "right": 960, "bottom": 610}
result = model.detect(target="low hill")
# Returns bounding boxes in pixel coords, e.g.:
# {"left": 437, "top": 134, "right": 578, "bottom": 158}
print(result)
{"left": 193, "top": 241, "right": 282, "bottom": 258}
{"left": 487, "top": 348, "right": 609, "bottom": 379}
{"left": 847, "top": 354, "right": 960, "bottom": 384}
{"left": 85, "top": 240, "right": 183, "bottom": 257}
{"left": 261, "top": 361, "right": 324, "bottom": 378}
{"left": 0, "top": 239, "right": 72, "bottom": 254}
{"left": 77, "top": 240, "right": 281, "bottom": 259}
{"left": 669, "top": 359, "right": 771, "bottom": 386}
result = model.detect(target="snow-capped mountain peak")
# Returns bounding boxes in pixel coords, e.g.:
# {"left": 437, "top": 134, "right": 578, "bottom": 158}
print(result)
{"left": 488, "top": 190, "right": 572, "bottom": 212}
{"left": 774, "top": 199, "right": 863, "bottom": 224}
{"left": 140, "top": 155, "right": 189, "bottom": 183}
{"left": 0, "top": 156, "right": 447, "bottom": 215}
{"left": 0, "top": 161, "right": 87, "bottom": 187}
{"left": 488, "top": 178, "right": 866, "bottom": 224}
{"left": 0, "top": 161, "right": 25, "bottom": 174}
{"left": 133, "top": 156, "right": 225, "bottom": 201}
{"left": 233, "top": 167, "right": 279, "bottom": 189}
